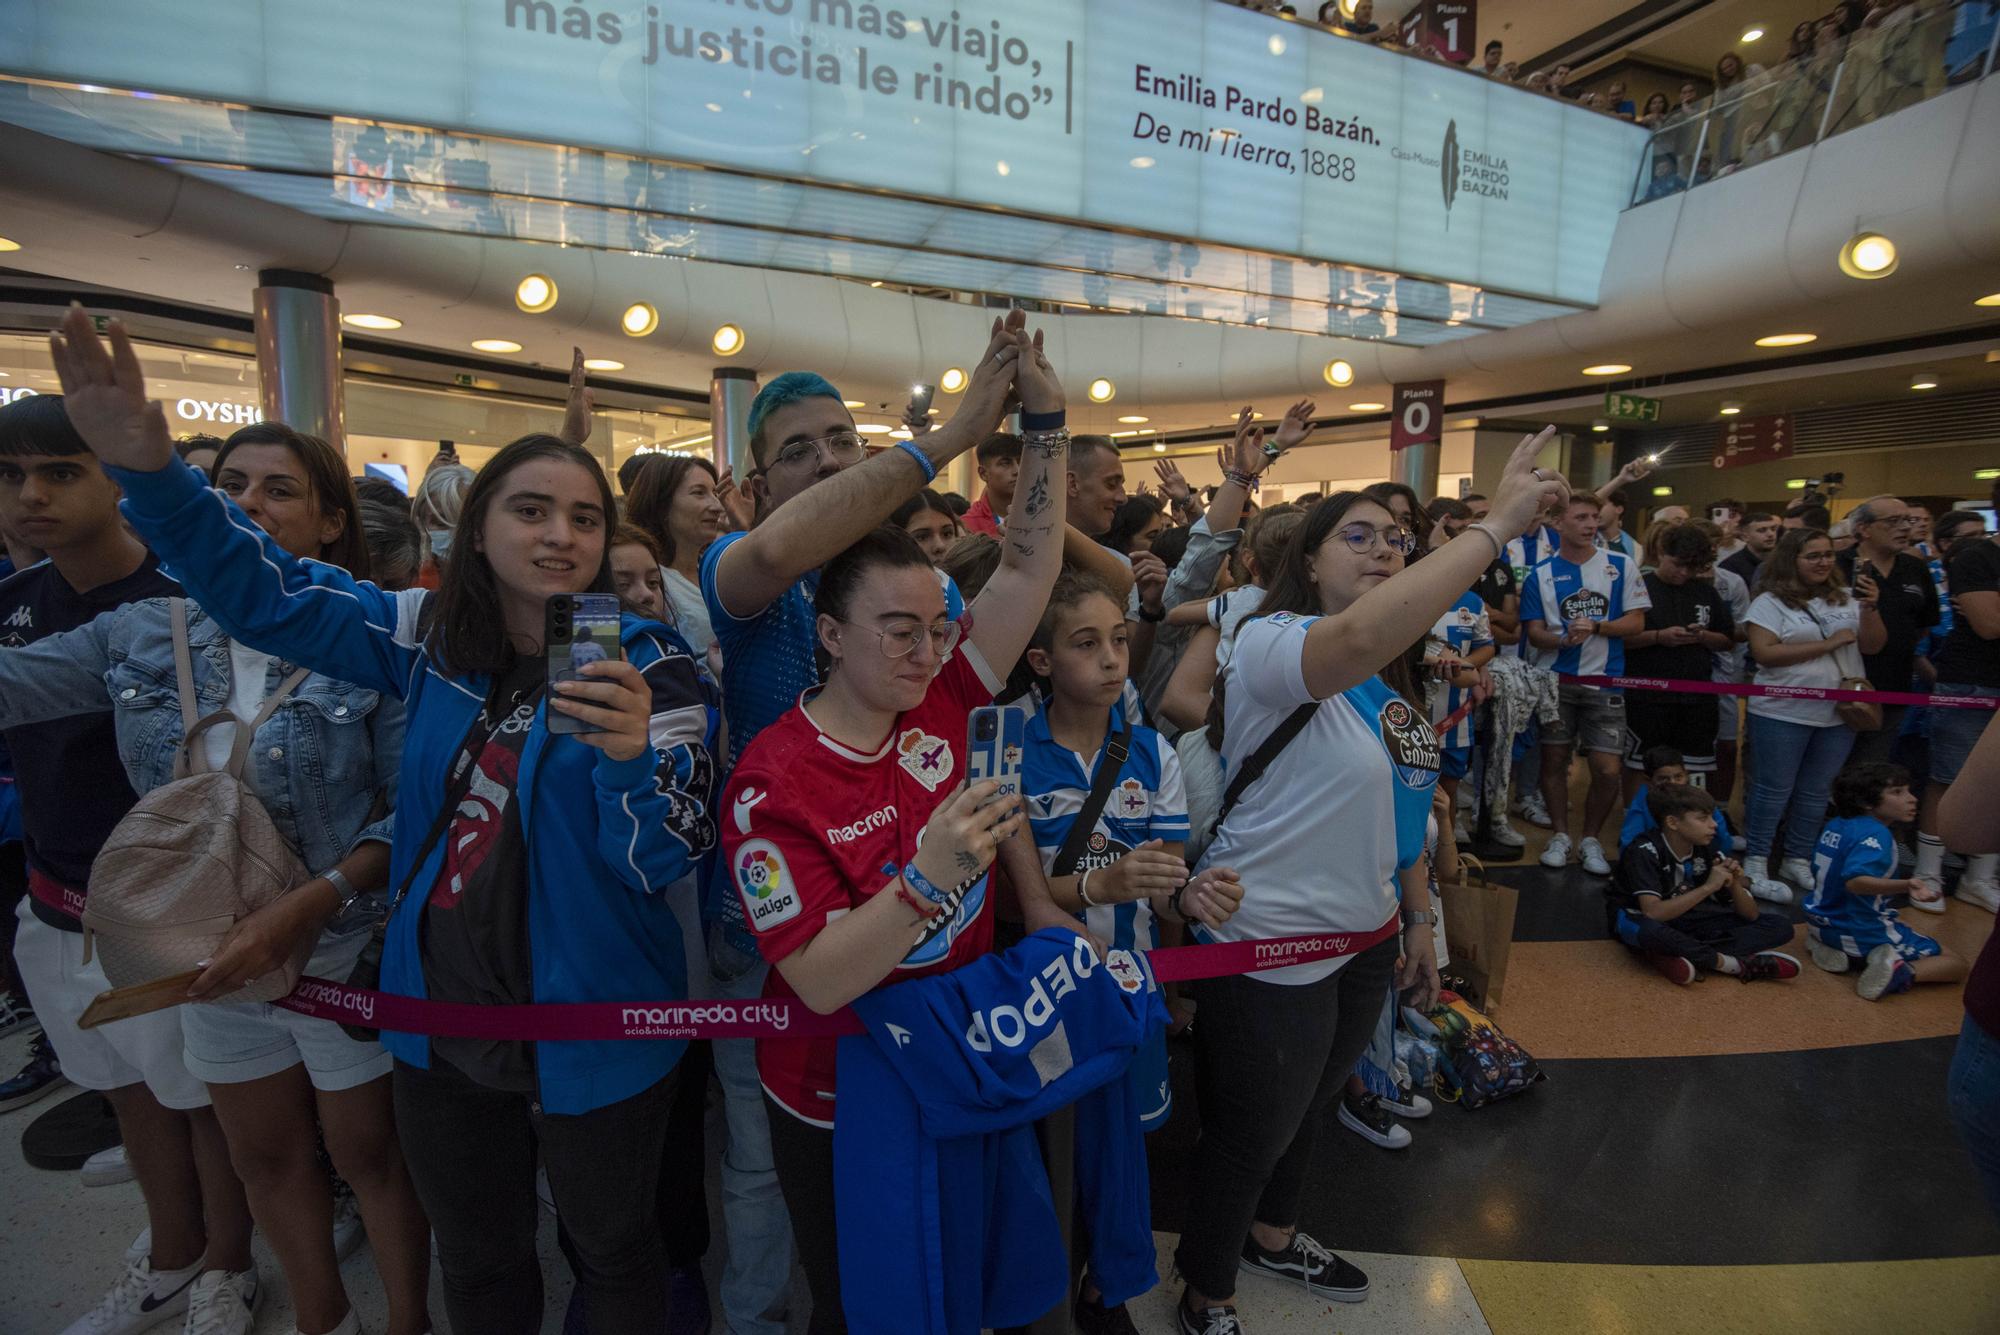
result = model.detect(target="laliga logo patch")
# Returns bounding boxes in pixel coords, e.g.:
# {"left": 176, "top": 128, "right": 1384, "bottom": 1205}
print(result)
{"left": 733, "top": 839, "right": 801, "bottom": 930}
{"left": 1105, "top": 949, "right": 1147, "bottom": 995}
{"left": 896, "top": 728, "right": 954, "bottom": 791}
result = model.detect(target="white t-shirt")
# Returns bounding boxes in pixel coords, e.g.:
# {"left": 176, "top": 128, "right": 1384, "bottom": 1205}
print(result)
{"left": 1207, "top": 584, "right": 1265, "bottom": 685}
{"left": 662, "top": 566, "right": 715, "bottom": 658}
{"left": 199, "top": 638, "right": 277, "bottom": 792}
{"left": 1711, "top": 566, "right": 1750, "bottom": 682}
{"left": 1745, "top": 592, "right": 1860, "bottom": 726}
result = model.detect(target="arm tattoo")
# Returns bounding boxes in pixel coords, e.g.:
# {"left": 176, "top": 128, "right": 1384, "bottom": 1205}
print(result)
{"left": 954, "top": 850, "right": 981, "bottom": 875}
{"left": 1023, "top": 473, "right": 1051, "bottom": 520}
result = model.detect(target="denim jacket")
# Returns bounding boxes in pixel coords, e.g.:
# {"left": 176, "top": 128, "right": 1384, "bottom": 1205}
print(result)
{"left": 0, "top": 596, "right": 403, "bottom": 940}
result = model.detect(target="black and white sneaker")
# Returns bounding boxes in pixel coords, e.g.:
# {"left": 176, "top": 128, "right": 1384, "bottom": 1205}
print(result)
{"left": 1239, "top": 1229, "right": 1369, "bottom": 1302}
{"left": 1176, "top": 1296, "right": 1244, "bottom": 1335}
{"left": 0, "top": 1031, "right": 66, "bottom": 1113}
{"left": 1381, "top": 1081, "right": 1433, "bottom": 1119}
{"left": 0, "top": 987, "right": 37, "bottom": 1039}
{"left": 1337, "top": 1091, "right": 1412, "bottom": 1149}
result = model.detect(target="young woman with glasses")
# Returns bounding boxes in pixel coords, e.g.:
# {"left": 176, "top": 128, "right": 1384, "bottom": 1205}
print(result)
{"left": 1172, "top": 430, "right": 1565, "bottom": 1335}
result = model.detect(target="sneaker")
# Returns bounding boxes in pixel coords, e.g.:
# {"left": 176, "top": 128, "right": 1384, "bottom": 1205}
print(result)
{"left": 1579, "top": 837, "right": 1612, "bottom": 876}
{"left": 1074, "top": 1288, "right": 1140, "bottom": 1335}
{"left": 1455, "top": 784, "right": 1475, "bottom": 812}
{"left": 1539, "top": 833, "right": 1573, "bottom": 869}
{"left": 1238, "top": 1229, "right": 1368, "bottom": 1303}
{"left": 667, "top": 1263, "right": 713, "bottom": 1335}
{"left": 1731, "top": 833, "right": 1748, "bottom": 854}
{"left": 0, "top": 988, "right": 37, "bottom": 1039}
{"left": 1957, "top": 879, "right": 2000, "bottom": 914}
{"left": 1177, "top": 1297, "right": 1244, "bottom": 1335}
{"left": 1381, "top": 1082, "right": 1432, "bottom": 1119}
{"left": 1857, "top": 943, "right": 1916, "bottom": 1001}
{"left": 1779, "top": 857, "right": 1815, "bottom": 891}
{"left": 182, "top": 1267, "right": 258, "bottom": 1335}
{"left": 1748, "top": 875, "right": 1794, "bottom": 905}
{"left": 1807, "top": 937, "right": 1852, "bottom": 973}
{"left": 1648, "top": 953, "right": 1697, "bottom": 985}
{"left": 1452, "top": 816, "right": 1472, "bottom": 846}
{"left": 0, "top": 1031, "right": 68, "bottom": 1113}
{"left": 1907, "top": 876, "right": 1947, "bottom": 915}
{"left": 1737, "top": 951, "right": 1801, "bottom": 983}
{"left": 1517, "top": 791, "right": 1554, "bottom": 828}
{"left": 54, "top": 1254, "right": 201, "bottom": 1335}
{"left": 331, "top": 1181, "right": 365, "bottom": 1261}
{"left": 1486, "top": 820, "right": 1526, "bottom": 849}
{"left": 304, "top": 1309, "right": 360, "bottom": 1335}
{"left": 1337, "top": 1091, "right": 1411, "bottom": 1149}
{"left": 82, "top": 1145, "right": 134, "bottom": 1187}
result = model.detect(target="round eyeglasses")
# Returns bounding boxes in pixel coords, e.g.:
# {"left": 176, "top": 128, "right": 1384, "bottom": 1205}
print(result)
{"left": 845, "top": 617, "right": 962, "bottom": 660}
{"left": 1334, "top": 523, "right": 1417, "bottom": 556}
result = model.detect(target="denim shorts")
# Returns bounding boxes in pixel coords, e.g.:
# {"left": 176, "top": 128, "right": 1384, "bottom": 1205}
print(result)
{"left": 181, "top": 929, "right": 391, "bottom": 1092}
{"left": 1542, "top": 684, "right": 1626, "bottom": 754}
{"left": 1928, "top": 685, "right": 2000, "bottom": 785}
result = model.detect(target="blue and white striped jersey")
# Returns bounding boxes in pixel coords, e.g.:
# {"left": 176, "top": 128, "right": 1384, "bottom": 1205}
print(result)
{"left": 1519, "top": 548, "right": 1650, "bottom": 678}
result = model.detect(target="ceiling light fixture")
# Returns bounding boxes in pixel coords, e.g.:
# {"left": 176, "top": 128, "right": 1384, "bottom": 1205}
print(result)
{"left": 1323, "top": 359, "right": 1355, "bottom": 387}
{"left": 1591, "top": 420, "right": 1610, "bottom": 433}
{"left": 341, "top": 313, "right": 402, "bottom": 330}
{"left": 1129, "top": 156, "right": 1155, "bottom": 169}
{"left": 1088, "top": 378, "right": 1116, "bottom": 403}
{"left": 514, "top": 273, "right": 558, "bottom": 313}
{"left": 940, "top": 367, "right": 968, "bottom": 394}
{"left": 1911, "top": 372, "right": 1939, "bottom": 390}
{"left": 1837, "top": 232, "right": 1897, "bottom": 279}
{"left": 1785, "top": 478, "right": 1808, "bottom": 490}
{"left": 711, "top": 323, "right": 745, "bottom": 356}
{"left": 856, "top": 423, "right": 892, "bottom": 435}
{"left": 1117, "top": 415, "right": 1150, "bottom": 424}
{"left": 1582, "top": 363, "right": 1632, "bottom": 376}
{"left": 1348, "top": 401, "right": 1387, "bottom": 412}
{"left": 621, "top": 302, "right": 659, "bottom": 337}
{"left": 1719, "top": 401, "right": 1743, "bottom": 415}
{"left": 841, "top": 399, "right": 865, "bottom": 409}
{"left": 1652, "top": 485, "right": 1674, "bottom": 497}
{"left": 1975, "top": 468, "right": 2000, "bottom": 481}
{"left": 1741, "top": 26, "right": 1765, "bottom": 42}
{"left": 1755, "top": 332, "right": 1816, "bottom": 347}
{"left": 1976, "top": 292, "right": 2000, "bottom": 307}
{"left": 1153, "top": 441, "right": 1167, "bottom": 452}
{"left": 470, "top": 338, "right": 522, "bottom": 353}
{"left": 0, "top": 236, "right": 20, "bottom": 252}
{"left": 582, "top": 358, "right": 624, "bottom": 372}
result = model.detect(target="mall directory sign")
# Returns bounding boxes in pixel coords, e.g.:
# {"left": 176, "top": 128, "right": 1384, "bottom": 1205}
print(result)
{"left": 2, "top": 0, "right": 1644, "bottom": 307}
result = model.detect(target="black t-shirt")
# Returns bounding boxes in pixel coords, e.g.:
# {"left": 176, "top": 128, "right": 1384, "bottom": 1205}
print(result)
{"left": 1612, "top": 828, "right": 1729, "bottom": 922}
{"left": 1935, "top": 541, "right": 2000, "bottom": 689}
{"left": 420, "top": 653, "right": 544, "bottom": 1090}
{"left": 0, "top": 554, "right": 181, "bottom": 930}
{"left": 1473, "top": 557, "right": 1517, "bottom": 614}
{"left": 1836, "top": 549, "right": 1938, "bottom": 691}
{"left": 1626, "top": 572, "right": 1733, "bottom": 693}
{"left": 1720, "top": 547, "right": 1762, "bottom": 590}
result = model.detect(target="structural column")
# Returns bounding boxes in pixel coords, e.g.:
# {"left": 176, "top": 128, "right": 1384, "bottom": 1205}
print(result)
{"left": 1395, "top": 438, "right": 1440, "bottom": 506}
{"left": 252, "top": 269, "right": 344, "bottom": 445}
{"left": 711, "top": 367, "right": 757, "bottom": 478}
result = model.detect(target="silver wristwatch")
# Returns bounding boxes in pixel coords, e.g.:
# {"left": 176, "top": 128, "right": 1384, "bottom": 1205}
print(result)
{"left": 321, "top": 867, "right": 362, "bottom": 916}
{"left": 1401, "top": 908, "right": 1439, "bottom": 927}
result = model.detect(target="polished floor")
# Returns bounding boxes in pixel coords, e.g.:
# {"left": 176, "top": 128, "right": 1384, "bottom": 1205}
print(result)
{"left": 4, "top": 813, "right": 1999, "bottom": 1334}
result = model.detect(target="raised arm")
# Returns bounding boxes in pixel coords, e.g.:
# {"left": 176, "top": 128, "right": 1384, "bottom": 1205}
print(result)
{"left": 0, "top": 610, "right": 120, "bottom": 730}
{"left": 968, "top": 326, "right": 1069, "bottom": 674}
{"left": 709, "top": 314, "right": 1023, "bottom": 618}
{"left": 1296, "top": 428, "right": 1565, "bottom": 701}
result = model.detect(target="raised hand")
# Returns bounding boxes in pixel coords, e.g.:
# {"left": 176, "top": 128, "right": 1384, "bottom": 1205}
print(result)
{"left": 1153, "top": 459, "right": 1192, "bottom": 503}
{"left": 955, "top": 311, "right": 1027, "bottom": 434}
{"left": 559, "top": 346, "right": 596, "bottom": 446}
{"left": 1272, "top": 398, "right": 1317, "bottom": 453}
{"left": 714, "top": 465, "right": 755, "bottom": 530}
{"left": 914, "top": 780, "right": 1024, "bottom": 891}
{"left": 1486, "top": 426, "right": 1567, "bottom": 539}
{"left": 46, "top": 305, "right": 175, "bottom": 472}
{"left": 1013, "top": 325, "right": 1065, "bottom": 417}
{"left": 551, "top": 658, "right": 655, "bottom": 762}
{"left": 1130, "top": 549, "right": 1168, "bottom": 615}
{"left": 901, "top": 390, "right": 934, "bottom": 438}
{"left": 1219, "top": 405, "right": 1269, "bottom": 479}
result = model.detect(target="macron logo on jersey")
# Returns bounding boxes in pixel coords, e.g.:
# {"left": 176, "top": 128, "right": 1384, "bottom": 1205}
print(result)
{"left": 827, "top": 805, "right": 895, "bottom": 845}
{"left": 2, "top": 606, "right": 29, "bottom": 628}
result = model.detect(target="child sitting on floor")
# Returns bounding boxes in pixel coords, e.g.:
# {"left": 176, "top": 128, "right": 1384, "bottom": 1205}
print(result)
{"left": 1805, "top": 763, "right": 1969, "bottom": 1001}
{"left": 1611, "top": 784, "right": 1798, "bottom": 985}
{"left": 1620, "top": 745, "right": 1733, "bottom": 851}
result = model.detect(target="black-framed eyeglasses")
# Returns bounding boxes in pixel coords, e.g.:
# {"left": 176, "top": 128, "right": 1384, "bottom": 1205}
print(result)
{"left": 1334, "top": 522, "right": 1417, "bottom": 556}
{"left": 770, "top": 432, "right": 866, "bottom": 472}
{"left": 843, "top": 617, "right": 962, "bottom": 660}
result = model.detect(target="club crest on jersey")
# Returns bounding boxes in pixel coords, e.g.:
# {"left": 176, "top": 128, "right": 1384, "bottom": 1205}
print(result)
{"left": 896, "top": 728, "right": 954, "bottom": 791}
{"left": 1378, "top": 698, "right": 1441, "bottom": 788}
{"left": 1105, "top": 949, "right": 1148, "bottom": 995}
{"left": 1454, "top": 606, "right": 1478, "bottom": 630}
{"left": 733, "top": 839, "right": 801, "bottom": 931}
{"left": 1115, "top": 779, "right": 1150, "bottom": 821}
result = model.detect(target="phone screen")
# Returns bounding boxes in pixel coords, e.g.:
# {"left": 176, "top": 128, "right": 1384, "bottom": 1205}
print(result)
{"left": 546, "top": 594, "right": 624, "bottom": 735}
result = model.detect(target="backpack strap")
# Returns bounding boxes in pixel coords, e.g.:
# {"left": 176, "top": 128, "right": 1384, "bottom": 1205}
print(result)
{"left": 169, "top": 598, "right": 201, "bottom": 738}
{"left": 168, "top": 600, "right": 316, "bottom": 781}
{"left": 1050, "top": 711, "right": 1134, "bottom": 879}
{"left": 1210, "top": 700, "right": 1318, "bottom": 838}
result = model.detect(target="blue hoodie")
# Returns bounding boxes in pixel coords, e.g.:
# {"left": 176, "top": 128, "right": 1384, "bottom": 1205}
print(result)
{"left": 110, "top": 457, "right": 717, "bottom": 1114}
{"left": 836, "top": 930, "right": 1164, "bottom": 1334}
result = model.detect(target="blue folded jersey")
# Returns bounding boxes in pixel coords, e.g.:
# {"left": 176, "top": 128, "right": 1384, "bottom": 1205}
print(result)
{"left": 836, "top": 930, "right": 1167, "bottom": 1334}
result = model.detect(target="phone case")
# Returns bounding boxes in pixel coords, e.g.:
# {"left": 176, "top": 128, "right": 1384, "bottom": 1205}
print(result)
{"left": 966, "top": 705, "right": 1027, "bottom": 804}
{"left": 546, "top": 594, "right": 624, "bottom": 735}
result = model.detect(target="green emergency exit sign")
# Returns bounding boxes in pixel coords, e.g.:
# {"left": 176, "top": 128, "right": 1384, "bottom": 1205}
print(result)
{"left": 1603, "top": 391, "right": 1661, "bottom": 423}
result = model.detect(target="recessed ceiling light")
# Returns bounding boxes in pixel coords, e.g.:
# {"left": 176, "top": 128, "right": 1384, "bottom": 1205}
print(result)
{"left": 0, "top": 236, "right": 19, "bottom": 252}
{"left": 1130, "top": 156, "right": 1156, "bottom": 169}
{"left": 1582, "top": 363, "right": 1632, "bottom": 376}
{"left": 621, "top": 302, "right": 659, "bottom": 337}
{"left": 1838, "top": 233, "right": 1897, "bottom": 279}
{"left": 1153, "top": 441, "right": 1167, "bottom": 452}
{"left": 1651, "top": 485, "right": 1674, "bottom": 497}
{"left": 1741, "top": 26, "right": 1765, "bottom": 42}
{"left": 1450, "top": 417, "right": 1482, "bottom": 429}
{"left": 583, "top": 358, "right": 624, "bottom": 372}
{"left": 1323, "top": 359, "right": 1355, "bottom": 387}
{"left": 711, "top": 323, "right": 745, "bottom": 356}
{"left": 1591, "top": 421, "right": 1610, "bottom": 433}
{"left": 1976, "top": 468, "right": 2000, "bottom": 481}
{"left": 856, "top": 423, "right": 892, "bottom": 435}
{"left": 869, "top": 280, "right": 885, "bottom": 288}
{"left": 1348, "top": 401, "right": 1387, "bottom": 411}
{"left": 1755, "top": 333, "right": 1816, "bottom": 347}
{"left": 940, "top": 367, "right": 968, "bottom": 394}
{"left": 995, "top": 160, "right": 1011, "bottom": 177}
{"left": 1976, "top": 292, "right": 2000, "bottom": 307}
{"left": 471, "top": 338, "right": 522, "bottom": 353}
{"left": 1088, "top": 378, "right": 1116, "bottom": 403}
{"left": 841, "top": 399, "right": 865, "bottom": 409}
{"left": 515, "top": 273, "right": 558, "bottom": 313}
{"left": 1785, "top": 478, "right": 1808, "bottom": 490}
{"left": 341, "top": 313, "right": 402, "bottom": 330}
{"left": 890, "top": 428, "right": 913, "bottom": 440}
{"left": 1117, "top": 415, "right": 1150, "bottom": 424}
{"left": 1719, "top": 401, "right": 1743, "bottom": 415}
{"left": 1267, "top": 34, "right": 1286, "bottom": 56}
{"left": 1911, "top": 372, "right": 1939, "bottom": 390}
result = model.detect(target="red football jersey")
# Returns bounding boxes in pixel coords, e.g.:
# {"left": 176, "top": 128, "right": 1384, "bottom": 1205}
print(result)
{"left": 722, "top": 642, "right": 1003, "bottom": 1126}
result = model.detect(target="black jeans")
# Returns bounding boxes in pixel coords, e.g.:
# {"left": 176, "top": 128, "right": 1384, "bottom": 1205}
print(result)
{"left": 765, "top": 1094, "right": 844, "bottom": 1335}
{"left": 1619, "top": 904, "right": 1794, "bottom": 970}
{"left": 659, "top": 1039, "right": 713, "bottom": 1268}
{"left": 1175, "top": 936, "right": 1400, "bottom": 1301}
{"left": 392, "top": 1057, "right": 677, "bottom": 1335}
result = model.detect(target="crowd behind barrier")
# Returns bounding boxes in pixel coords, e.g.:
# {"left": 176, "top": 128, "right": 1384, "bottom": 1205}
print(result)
{"left": 2, "top": 306, "right": 1999, "bottom": 1335}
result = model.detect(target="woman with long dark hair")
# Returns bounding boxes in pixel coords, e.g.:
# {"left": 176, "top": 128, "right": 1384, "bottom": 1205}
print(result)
{"left": 623, "top": 454, "right": 730, "bottom": 656}
{"left": 48, "top": 308, "right": 719, "bottom": 1335}
{"left": 1172, "top": 430, "right": 1564, "bottom": 1335}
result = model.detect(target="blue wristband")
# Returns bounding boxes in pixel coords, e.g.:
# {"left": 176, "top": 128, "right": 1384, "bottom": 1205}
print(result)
{"left": 902, "top": 860, "right": 951, "bottom": 906}
{"left": 1020, "top": 409, "right": 1066, "bottom": 431}
{"left": 894, "top": 438, "right": 937, "bottom": 482}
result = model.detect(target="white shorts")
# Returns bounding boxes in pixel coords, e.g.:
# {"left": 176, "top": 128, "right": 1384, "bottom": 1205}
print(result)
{"left": 1717, "top": 694, "right": 1741, "bottom": 743}
{"left": 14, "top": 900, "right": 209, "bottom": 1110}
{"left": 181, "top": 930, "right": 391, "bottom": 1092}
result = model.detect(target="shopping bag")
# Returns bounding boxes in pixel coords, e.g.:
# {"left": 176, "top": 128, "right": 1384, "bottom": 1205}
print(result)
{"left": 1436, "top": 856, "right": 1519, "bottom": 1016}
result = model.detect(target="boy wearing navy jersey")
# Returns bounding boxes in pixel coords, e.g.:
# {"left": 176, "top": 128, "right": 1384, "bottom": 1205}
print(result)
{"left": 1610, "top": 784, "right": 1797, "bottom": 986}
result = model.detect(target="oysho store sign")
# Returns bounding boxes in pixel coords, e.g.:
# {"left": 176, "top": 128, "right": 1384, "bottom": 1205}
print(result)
{"left": 174, "top": 397, "right": 263, "bottom": 426}
{"left": 0, "top": 0, "right": 1644, "bottom": 305}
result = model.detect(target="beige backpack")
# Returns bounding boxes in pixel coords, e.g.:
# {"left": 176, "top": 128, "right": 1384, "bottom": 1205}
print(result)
{"left": 82, "top": 599, "right": 314, "bottom": 1003}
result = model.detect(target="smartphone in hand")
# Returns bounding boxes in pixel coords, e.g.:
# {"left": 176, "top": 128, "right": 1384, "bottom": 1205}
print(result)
{"left": 546, "top": 593, "right": 624, "bottom": 735}
{"left": 966, "top": 705, "right": 1027, "bottom": 806}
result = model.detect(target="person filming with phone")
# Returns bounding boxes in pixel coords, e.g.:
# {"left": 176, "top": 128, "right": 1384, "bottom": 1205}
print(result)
{"left": 46, "top": 306, "right": 720, "bottom": 1335}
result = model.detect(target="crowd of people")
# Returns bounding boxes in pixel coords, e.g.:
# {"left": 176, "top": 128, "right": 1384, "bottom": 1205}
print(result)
{"left": 0, "top": 301, "right": 1997, "bottom": 1335}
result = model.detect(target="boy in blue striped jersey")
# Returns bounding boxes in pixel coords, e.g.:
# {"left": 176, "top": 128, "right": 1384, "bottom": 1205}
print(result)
{"left": 1425, "top": 589, "right": 1495, "bottom": 841}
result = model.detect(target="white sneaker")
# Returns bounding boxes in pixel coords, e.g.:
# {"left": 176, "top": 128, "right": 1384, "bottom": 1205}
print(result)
{"left": 1539, "top": 833, "right": 1573, "bottom": 868}
{"left": 1907, "top": 876, "right": 1947, "bottom": 915}
{"left": 1731, "top": 833, "right": 1748, "bottom": 854}
{"left": 331, "top": 1184, "right": 365, "bottom": 1261}
{"left": 1487, "top": 821, "right": 1527, "bottom": 849}
{"left": 1957, "top": 879, "right": 2000, "bottom": 914}
{"left": 1779, "top": 857, "right": 1815, "bottom": 891}
{"left": 82, "top": 1145, "right": 134, "bottom": 1187}
{"left": 1517, "top": 792, "right": 1554, "bottom": 828}
{"left": 56, "top": 1255, "right": 201, "bottom": 1335}
{"left": 183, "top": 1267, "right": 258, "bottom": 1335}
{"left": 1748, "top": 875, "right": 1794, "bottom": 905}
{"left": 1455, "top": 785, "right": 1474, "bottom": 812}
{"left": 1452, "top": 816, "right": 1472, "bottom": 845}
{"left": 1579, "top": 837, "right": 1612, "bottom": 876}
{"left": 1807, "top": 937, "right": 1851, "bottom": 973}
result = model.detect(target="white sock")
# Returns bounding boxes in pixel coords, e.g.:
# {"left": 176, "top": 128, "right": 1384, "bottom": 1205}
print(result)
{"left": 1966, "top": 853, "right": 2000, "bottom": 889}
{"left": 1713, "top": 954, "right": 1742, "bottom": 975}
{"left": 1916, "top": 834, "right": 1945, "bottom": 881}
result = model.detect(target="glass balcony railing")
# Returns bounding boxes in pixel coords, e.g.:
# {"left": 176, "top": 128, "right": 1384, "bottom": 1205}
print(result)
{"left": 1630, "top": 0, "right": 1997, "bottom": 205}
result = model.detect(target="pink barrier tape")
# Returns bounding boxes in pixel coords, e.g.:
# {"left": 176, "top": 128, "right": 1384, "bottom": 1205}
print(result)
{"left": 1563, "top": 674, "right": 2000, "bottom": 711}
{"left": 273, "top": 919, "right": 1399, "bottom": 1041}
